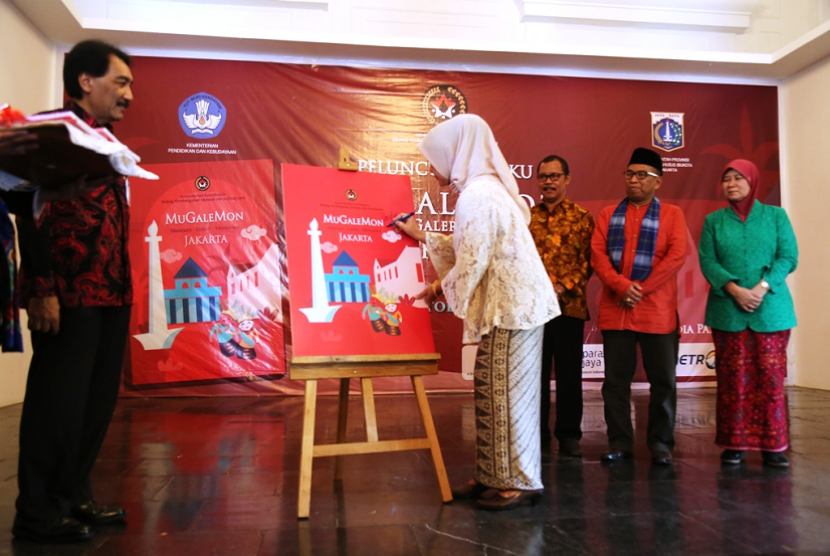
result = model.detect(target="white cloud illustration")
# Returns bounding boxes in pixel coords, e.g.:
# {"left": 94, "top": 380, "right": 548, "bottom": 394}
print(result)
{"left": 160, "top": 249, "right": 183, "bottom": 263}
{"left": 382, "top": 230, "right": 402, "bottom": 243}
{"left": 321, "top": 241, "right": 338, "bottom": 254}
{"left": 240, "top": 224, "right": 267, "bottom": 241}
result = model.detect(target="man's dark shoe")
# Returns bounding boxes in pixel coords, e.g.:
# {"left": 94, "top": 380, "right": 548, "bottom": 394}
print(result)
{"left": 651, "top": 450, "right": 673, "bottom": 465}
{"left": 71, "top": 502, "right": 127, "bottom": 525}
{"left": 720, "top": 449, "right": 745, "bottom": 465}
{"left": 559, "top": 438, "right": 582, "bottom": 458}
{"left": 12, "top": 517, "right": 92, "bottom": 543}
{"left": 762, "top": 451, "right": 790, "bottom": 468}
{"left": 601, "top": 450, "right": 633, "bottom": 462}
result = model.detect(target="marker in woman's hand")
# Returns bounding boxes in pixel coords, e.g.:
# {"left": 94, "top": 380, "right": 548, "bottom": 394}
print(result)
{"left": 387, "top": 211, "right": 415, "bottom": 227}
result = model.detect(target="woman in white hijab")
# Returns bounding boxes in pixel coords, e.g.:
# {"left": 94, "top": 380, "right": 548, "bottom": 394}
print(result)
{"left": 396, "top": 114, "right": 559, "bottom": 510}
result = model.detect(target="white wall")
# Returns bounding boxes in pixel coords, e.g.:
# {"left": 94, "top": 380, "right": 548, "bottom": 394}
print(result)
{"left": 780, "top": 54, "right": 830, "bottom": 390}
{"left": 0, "top": 0, "right": 55, "bottom": 406}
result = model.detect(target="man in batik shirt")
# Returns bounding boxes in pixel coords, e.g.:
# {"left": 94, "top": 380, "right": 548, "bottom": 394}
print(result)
{"left": 13, "top": 40, "right": 134, "bottom": 543}
{"left": 528, "top": 155, "right": 594, "bottom": 458}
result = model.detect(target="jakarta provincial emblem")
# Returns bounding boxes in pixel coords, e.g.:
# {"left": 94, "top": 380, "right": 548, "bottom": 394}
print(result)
{"left": 651, "top": 112, "right": 684, "bottom": 152}
{"left": 179, "top": 93, "right": 227, "bottom": 138}
{"left": 422, "top": 84, "right": 468, "bottom": 125}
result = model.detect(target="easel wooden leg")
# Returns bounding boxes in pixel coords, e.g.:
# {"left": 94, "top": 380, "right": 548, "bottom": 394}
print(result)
{"left": 334, "top": 378, "right": 350, "bottom": 480}
{"left": 361, "top": 377, "right": 379, "bottom": 442}
{"left": 411, "top": 375, "right": 453, "bottom": 502}
{"left": 297, "top": 521, "right": 313, "bottom": 556}
{"left": 298, "top": 379, "right": 318, "bottom": 519}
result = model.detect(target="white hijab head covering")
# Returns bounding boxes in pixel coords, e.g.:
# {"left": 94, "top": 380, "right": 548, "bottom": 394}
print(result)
{"left": 418, "top": 114, "right": 531, "bottom": 223}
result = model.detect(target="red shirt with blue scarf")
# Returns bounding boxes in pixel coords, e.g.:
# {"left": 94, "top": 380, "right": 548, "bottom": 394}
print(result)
{"left": 591, "top": 200, "right": 687, "bottom": 334}
{"left": 16, "top": 101, "right": 132, "bottom": 308}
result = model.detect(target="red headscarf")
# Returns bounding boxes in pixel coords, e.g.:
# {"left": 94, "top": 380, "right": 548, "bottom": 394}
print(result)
{"left": 722, "top": 159, "right": 759, "bottom": 222}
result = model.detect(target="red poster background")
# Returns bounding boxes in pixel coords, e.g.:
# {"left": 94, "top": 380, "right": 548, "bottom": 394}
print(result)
{"left": 281, "top": 164, "right": 435, "bottom": 359}
{"left": 125, "top": 160, "right": 285, "bottom": 391}
{"left": 115, "top": 57, "right": 779, "bottom": 396}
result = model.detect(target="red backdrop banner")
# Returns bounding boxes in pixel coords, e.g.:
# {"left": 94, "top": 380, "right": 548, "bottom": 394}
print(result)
{"left": 115, "top": 57, "right": 779, "bottom": 396}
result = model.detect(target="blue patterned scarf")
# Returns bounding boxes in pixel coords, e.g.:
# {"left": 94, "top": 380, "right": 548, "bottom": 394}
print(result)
{"left": 607, "top": 197, "right": 661, "bottom": 281}
{"left": 0, "top": 200, "right": 23, "bottom": 352}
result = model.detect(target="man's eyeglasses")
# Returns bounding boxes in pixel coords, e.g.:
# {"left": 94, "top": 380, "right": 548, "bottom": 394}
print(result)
{"left": 624, "top": 170, "right": 660, "bottom": 180}
{"left": 537, "top": 173, "right": 566, "bottom": 182}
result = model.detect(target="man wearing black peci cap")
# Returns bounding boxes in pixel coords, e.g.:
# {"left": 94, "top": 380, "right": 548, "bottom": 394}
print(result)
{"left": 590, "top": 147, "right": 688, "bottom": 466}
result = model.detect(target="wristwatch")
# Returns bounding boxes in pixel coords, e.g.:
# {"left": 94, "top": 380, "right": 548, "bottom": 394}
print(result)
{"left": 760, "top": 280, "right": 770, "bottom": 289}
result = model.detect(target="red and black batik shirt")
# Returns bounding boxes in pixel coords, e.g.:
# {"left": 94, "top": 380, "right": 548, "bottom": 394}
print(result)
{"left": 17, "top": 101, "right": 132, "bottom": 308}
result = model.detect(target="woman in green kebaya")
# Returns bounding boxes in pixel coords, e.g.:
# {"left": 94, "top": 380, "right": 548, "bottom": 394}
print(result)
{"left": 698, "top": 159, "right": 798, "bottom": 468}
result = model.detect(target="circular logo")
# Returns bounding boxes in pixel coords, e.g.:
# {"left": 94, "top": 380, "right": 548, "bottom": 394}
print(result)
{"left": 179, "top": 92, "right": 227, "bottom": 139}
{"left": 195, "top": 176, "right": 210, "bottom": 191}
{"left": 705, "top": 350, "right": 716, "bottom": 370}
{"left": 346, "top": 189, "right": 357, "bottom": 201}
{"left": 422, "top": 84, "right": 468, "bottom": 125}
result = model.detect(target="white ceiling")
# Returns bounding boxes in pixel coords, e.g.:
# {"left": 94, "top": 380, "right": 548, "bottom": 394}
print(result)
{"left": 11, "top": 0, "right": 830, "bottom": 82}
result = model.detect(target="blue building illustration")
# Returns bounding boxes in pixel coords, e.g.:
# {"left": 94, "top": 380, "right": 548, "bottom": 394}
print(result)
{"left": 164, "top": 258, "right": 223, "bottom": 324}
{"left": 325, "top": 251, "right": 370, "bottom": 303}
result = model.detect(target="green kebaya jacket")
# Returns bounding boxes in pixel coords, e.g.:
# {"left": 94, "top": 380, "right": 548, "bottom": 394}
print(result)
{"left": 698, "top": 201, "right": 798, "bottom": 332}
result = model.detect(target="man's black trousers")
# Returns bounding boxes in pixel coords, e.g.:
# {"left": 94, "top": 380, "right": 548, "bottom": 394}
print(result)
{"left": 601, "top": 329, "right": 679, "bottom": 453}
{"left": 16, "top": 305, "right": 130, "bottom": 523}
{"left": 540, "top": 314, "right": 586, "bottom": 445}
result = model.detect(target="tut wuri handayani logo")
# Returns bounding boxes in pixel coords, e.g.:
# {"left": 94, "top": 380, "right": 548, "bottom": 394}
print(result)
{"left": 422, "top": 84, "right": 468, "bottom": 125}
{"left": 651, "top": 112, "right": 684, "bottom": 152}
{"left": 179, "top": 92, "right": 227, "bottom": 138}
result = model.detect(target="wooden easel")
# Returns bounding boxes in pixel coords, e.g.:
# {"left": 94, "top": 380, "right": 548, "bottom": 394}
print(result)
{"left": 291, "top": 353, "right": 452, "bottom": 519}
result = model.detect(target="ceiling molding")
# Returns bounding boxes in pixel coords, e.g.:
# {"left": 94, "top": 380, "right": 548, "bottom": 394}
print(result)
{"left": 142, "top": 0, "right": 328, "bottom": 6}
{"left": 9, "top": 0, "right": 830, "bottom": 82}
{"left": 515, "top": 0, "right": 762, "bottom": 32}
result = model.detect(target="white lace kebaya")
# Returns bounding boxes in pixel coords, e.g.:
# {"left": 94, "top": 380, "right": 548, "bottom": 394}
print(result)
{"left": 424, "top": 176, "right": 560, "bottom": 344}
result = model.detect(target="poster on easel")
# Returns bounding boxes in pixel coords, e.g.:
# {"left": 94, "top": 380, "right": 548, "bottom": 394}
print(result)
{"left": 282, "top": 163, "right": 435, "bottom": 358}
{"left": 127, "top": 159, "right": 286, "bottom": 386}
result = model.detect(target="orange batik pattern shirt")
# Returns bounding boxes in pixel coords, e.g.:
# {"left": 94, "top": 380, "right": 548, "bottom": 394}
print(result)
{"left": 528, "top": 198, "right": 595, "bottom": 320}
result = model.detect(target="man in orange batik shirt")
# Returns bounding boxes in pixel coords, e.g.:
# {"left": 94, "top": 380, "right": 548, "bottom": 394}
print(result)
{"left": 529, "top": 155, "right": 594, "bottom": 459}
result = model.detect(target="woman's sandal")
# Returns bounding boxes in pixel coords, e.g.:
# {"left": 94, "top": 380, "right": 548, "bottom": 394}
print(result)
{"left": 451, "top": 479, "right": 491, "bottom": 499}
{"left": 476, "top": 489, "right": 543, "bottom": 511}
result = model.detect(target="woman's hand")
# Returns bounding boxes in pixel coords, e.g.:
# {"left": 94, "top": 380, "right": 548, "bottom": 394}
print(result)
{"left": 394, "top": 213, "right": 425, "bottom": 243}
{"left": 415, "top": 281, "right": 441, "bottom": 304}
{"left": 724, "top": 282, "right": 763, "bottom": 312}
{"left": 749, "top": 282, "right": 769, "bottom": 301}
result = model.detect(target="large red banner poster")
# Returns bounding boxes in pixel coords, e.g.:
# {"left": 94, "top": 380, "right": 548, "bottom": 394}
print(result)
{"left": 281, "top": 164, "right": 435, "bottom": 358}
{"left": 127, "top": 159, "right": 285, "bottom": 388}
{"left": 115, "top": 56, "right": 779, "bottom": 396}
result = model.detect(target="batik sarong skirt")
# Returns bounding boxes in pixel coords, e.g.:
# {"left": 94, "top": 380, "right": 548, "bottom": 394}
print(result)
{"left": 473, "top": 325, "right": 543, "bottom": 491}
{"left": 713, "top": 328, "right": 791, "bottom": 452}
